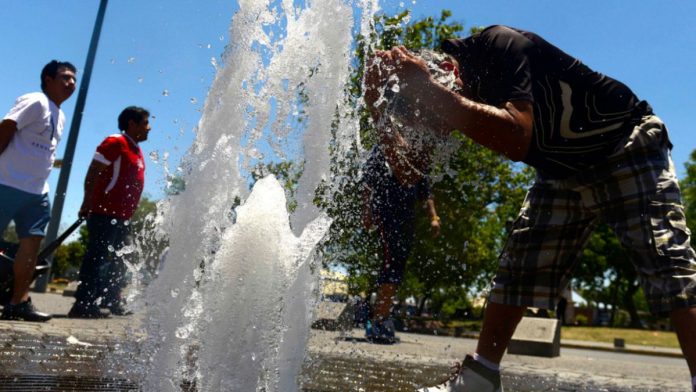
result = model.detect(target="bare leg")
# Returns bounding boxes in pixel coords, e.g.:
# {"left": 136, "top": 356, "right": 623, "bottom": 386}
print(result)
{"left": 475, "top": 302, "right": 526, "bottom": 363}
{"left": 373, "top": 283, "right": 398, "bottom": 319}
{"left": 670, "top": 307, "right": 696, "bottom": 376}
{"left": 11, "top": 236, "right": 42, "bottom": 304}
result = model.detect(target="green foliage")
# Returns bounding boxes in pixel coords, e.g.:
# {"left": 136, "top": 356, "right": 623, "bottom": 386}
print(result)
{"left": 129, "top": 196, "right": 168, "bottom": 276}
{"left": 574, "top": 314, "right": 588, "bottom": 326}
{"left": 2, "top": 225, "right": 18, "bottom": 243}
{"left": 50, "top": 196, "right": 168, "bottom": 280}
{"left": 52, "top": 240, "right": 85, "bottom": 279}
{"left": 250, "top": 160, "right": 304, "bottom": 213}
{"left": 165, "top": 175, "right": 186, "bottom": 196}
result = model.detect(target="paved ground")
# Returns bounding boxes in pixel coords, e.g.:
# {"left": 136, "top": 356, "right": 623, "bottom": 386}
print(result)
{"left": 0, "top": 292, "right": 692, "bottom": 391}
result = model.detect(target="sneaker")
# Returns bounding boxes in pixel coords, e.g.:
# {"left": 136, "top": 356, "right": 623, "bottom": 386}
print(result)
{"left": 0, "top": 297, "right": 52, "bottom": 322}
{"left": 418, "top": 355, "right": 502, "bottom": 392}
{"left": 365, "top": 318, "right": 397, "bottom": 344}
{"left": 68, "top": 304, "right": 111, "bottom": 319}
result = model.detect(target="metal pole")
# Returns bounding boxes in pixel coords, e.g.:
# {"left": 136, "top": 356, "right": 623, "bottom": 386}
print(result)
{"left": 34, "top": 0, "right": 109, "bottom": 292}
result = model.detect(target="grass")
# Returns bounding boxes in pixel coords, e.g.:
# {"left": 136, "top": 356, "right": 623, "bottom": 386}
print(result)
{"left": 561, "top": 326, "right": 680, "bottom": 348}
{"left": 411, "top": 319, "right": 680, "bottom": 349}
{"left": 45, "top": 282, "right": 69, "bottom": 293}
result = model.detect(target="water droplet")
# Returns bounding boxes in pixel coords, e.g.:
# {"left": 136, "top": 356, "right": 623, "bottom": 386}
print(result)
{"left": 390, "top": 83, "right": 400, "bottom": 93}
{"left": 107, "top": 245, "right": 115, "bottom": 252}
{"left": 127, "top": 57, "right": 136, "bottom": 64}
{"left": 110, "top": 58, "right": 116, "bottom": 64}
{"left": 162, "top": 89, "right": 169, "bottom": 97}
{"left": 175, "top": 326, "right": 190, "bottom": 339}
{"left": 116, "top": 244, "right": 136, "bottom": 257}
{"left": 170, "top": 289, "right": 179, "bottom": 298}
{"left": 150, "top": 151, "right": 159, "bottom": 163}
{"left": 138, "top": 77, "right": 144, "bottom": 83}
{"left": 248, "top": 148, "right": 263, "bottom": 160}
{"left": 219, "top": 35, "right": 224, "bottom": 41}
{"left": 210, "top": 57, "right": 218, "bottom": 69}
{"left": 111, "top": 219, "right": 117, "bottom": 225}
{"left": 190, "top": 98, "right": 198, "bottom": 104}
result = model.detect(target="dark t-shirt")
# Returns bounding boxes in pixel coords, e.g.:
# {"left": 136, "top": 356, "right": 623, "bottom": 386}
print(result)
{"left": 362, "top": 148, "right": 431, "bottom": 228}
{"left": 442, "top": 25, "right": 652, "bottom": 178}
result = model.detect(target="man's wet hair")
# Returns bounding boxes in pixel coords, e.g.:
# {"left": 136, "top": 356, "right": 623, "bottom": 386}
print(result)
{"left": 118, "top": 106, "right": 150, "bottom": 131}
{"left": 41, "top": 60, "right": 77, "bottom": 91}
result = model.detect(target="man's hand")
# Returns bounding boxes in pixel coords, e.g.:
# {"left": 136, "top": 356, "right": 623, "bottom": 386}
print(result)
{"left": 363, "top": 51, "right": 392, "bottom": 116}
{"left": 78, "top": 200, "right": 91, "bottom": 219}
{"left": 384, "top": 47, "right": 433, "bottom": 95}
{"left": 364, "top": 48, "right": 430, "bottom": 111}
{"left": 0, "top": 120, "right": 18, "bottom": 156}
{"left": 430, "top": 217, "right": 441, "bottom": 238}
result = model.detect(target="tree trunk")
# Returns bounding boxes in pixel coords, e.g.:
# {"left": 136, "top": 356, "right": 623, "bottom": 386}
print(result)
{"left": 623, "top": 280, "right": 643, "bottom": 328}
{"left": 609, "top": 273, "right": 620, "bottom": 326}
{"left": 418, "top": 292, "right": 431, "bottom": 316}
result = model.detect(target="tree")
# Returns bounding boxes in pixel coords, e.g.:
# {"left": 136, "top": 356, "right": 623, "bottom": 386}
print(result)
{"left": 52, "top": 241, "right": 85, "bottom": 279}
{"left": 250, "top": 160, "right": 304, "bottom": 214}
{"left": 2, "top": 225, "right": 18, "bottom": 243}
{"left": 315, "top": 10, "right": 532, "bottom": 315}
{"left": 573, "top": 224, "right": 647, "bottom": 328}
{"left": 129, "top": 195, "right": 168, "bottom": 278}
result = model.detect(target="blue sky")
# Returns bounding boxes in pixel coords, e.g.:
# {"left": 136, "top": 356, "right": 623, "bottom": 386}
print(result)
{"left": 1, "top": 1, "right": 695, "bottom": 230}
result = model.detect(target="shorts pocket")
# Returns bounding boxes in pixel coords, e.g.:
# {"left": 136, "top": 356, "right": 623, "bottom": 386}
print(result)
{"left": 649, "top": 201, "right": 691, "bottom": 257}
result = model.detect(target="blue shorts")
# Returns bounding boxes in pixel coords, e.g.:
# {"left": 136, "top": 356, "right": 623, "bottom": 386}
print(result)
{"left": 0, "top": 184, "right": 51, "bottom": 238}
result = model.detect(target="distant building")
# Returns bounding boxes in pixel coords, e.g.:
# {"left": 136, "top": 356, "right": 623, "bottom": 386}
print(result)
{"left": 320, "top": 269, "right": 348, "bottom": 302}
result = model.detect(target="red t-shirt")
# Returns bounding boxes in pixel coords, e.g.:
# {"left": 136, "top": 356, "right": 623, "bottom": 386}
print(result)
{"left": 90, "top": 133, "right": 145, "bottom": 220}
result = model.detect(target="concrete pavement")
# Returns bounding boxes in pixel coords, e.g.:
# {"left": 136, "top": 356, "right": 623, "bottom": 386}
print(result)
{"left": 0, "top": 292, "right": 691, "bottom": 391}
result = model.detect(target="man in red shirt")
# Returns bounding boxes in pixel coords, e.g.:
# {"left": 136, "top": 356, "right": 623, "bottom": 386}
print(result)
{"left": 69, "top": 106, "right": 150, "bottom": 318}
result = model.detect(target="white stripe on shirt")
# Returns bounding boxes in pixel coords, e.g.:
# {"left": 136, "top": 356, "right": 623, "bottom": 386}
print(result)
{"left": 104, "top": 156, "right": 121, "bottom": 193}
{"left": 93, "top": 152, "right": 111, "bottom": 165}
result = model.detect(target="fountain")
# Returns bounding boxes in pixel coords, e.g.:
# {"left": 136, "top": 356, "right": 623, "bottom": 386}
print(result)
{"left": 135, "top": 1, "right": 379, "bottom": 390}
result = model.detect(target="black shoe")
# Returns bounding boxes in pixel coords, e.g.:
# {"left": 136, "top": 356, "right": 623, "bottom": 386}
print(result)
{"left": 1, "top": 297, "right": 52, "bottom": 322}
{"left": 68, "top": 304, "right": 111, "bottom": 319}
{"left": 365, "top": 319, "right": 397, "bottom": 344}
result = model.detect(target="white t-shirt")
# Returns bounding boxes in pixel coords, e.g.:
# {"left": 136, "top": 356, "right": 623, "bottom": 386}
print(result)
{"left": 0, "top": 92, "right": 65, "bottom": 194}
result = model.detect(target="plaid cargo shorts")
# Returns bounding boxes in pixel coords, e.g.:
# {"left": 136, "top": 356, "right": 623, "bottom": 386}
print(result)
{"left": 489, "top": 115, "right": 696, "bottom": 315}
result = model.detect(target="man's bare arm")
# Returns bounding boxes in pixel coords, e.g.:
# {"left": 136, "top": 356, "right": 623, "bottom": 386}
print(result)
{"left": 79, "top": 160, "right": 109, "bottom": 217}
{"left": 0, "top": 120, "right": 18, "bottom": 155}
{"left": 369, "top": 47, "right": 534, "bottom": 162}
{"left": 425, "top": 197, "right": 440, "bottom": 237}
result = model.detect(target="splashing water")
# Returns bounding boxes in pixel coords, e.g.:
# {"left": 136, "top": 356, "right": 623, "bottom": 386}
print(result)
{"left": 136, "top": 1, "right": 379, "bottom": 391}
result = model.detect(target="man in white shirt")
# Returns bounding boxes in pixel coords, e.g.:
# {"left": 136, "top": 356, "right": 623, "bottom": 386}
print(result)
{"left": 0, "top": 60, "right": 77, "bottom": 322}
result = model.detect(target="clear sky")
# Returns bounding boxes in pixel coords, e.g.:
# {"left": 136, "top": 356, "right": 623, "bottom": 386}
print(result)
{"left": 1, "top": 1, "right": 695, "bottom": 230}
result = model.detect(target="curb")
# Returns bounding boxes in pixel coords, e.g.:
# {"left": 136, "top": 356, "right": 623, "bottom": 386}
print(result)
{"left": 409, "top": 330, "right": 684, "bottom": 359}
{"left": 560, "top": 340, "right": 684, "bottom": 359}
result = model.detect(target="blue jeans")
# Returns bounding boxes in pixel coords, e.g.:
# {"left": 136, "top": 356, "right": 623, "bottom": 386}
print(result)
{"left": 73, "top": 214, "right": 132, "bottom": 308}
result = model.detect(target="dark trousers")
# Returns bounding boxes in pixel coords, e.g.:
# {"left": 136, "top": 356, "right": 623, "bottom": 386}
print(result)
{"left": 73, "top": 214, "right": 132, "bottom": 308}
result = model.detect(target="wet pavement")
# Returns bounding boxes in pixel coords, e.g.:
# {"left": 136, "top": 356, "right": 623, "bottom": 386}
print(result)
{"left": 0, "top": 292, "right": 691, "bottom": 391}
